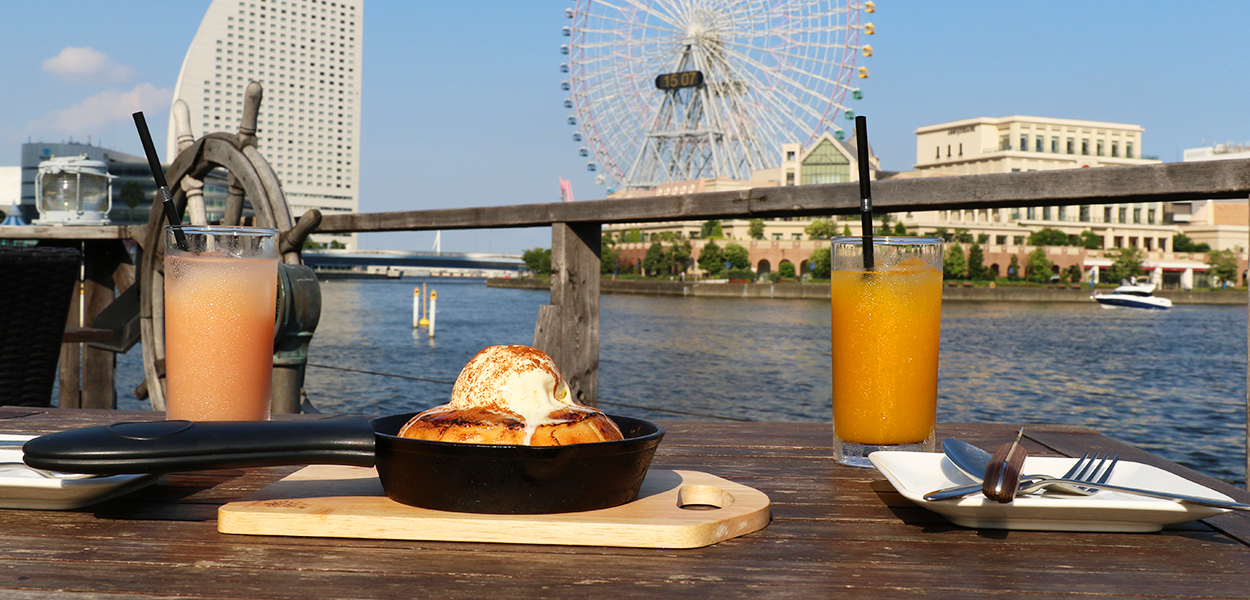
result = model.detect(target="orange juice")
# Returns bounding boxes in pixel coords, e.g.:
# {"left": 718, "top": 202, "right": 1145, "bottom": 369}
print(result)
{"left": 830, "top": 258, "right": 942, "bottom": 446}
{"left": 165, "top": 253, "right": 278, "bottom": 420}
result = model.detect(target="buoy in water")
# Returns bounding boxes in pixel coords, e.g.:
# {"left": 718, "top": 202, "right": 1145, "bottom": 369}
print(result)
{"left": 418, "top": 283, "right": 430, "bottom": 328}
{"left": 428, "top": 290, "right": 437, "bottom": 338}
{"left": 412, "top": 287, "right": 422, "bottom": 328}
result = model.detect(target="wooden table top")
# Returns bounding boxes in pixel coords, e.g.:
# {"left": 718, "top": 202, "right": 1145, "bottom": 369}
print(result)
{"left": 0, "top": 408, "right": 1247, "bottom": 599}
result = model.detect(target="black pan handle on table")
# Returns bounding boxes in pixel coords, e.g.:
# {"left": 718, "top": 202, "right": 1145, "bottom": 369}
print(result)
{"left": 22, "top": 417, "right": 378, "bottom": 474}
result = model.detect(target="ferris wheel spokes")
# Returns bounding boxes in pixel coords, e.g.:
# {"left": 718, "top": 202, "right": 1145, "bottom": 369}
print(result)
{"left": 566, "top": 0, "right": 868, "bottom": 189}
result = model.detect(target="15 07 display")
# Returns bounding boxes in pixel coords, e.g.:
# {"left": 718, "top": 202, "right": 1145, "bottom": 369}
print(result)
{"left": 654, "top": 70, "right": 704, "bottom": 90}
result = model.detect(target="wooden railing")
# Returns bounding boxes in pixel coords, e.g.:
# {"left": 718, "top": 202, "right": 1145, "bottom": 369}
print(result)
{"left": 3, "top": 158, "right": 1250, "bottom": 479}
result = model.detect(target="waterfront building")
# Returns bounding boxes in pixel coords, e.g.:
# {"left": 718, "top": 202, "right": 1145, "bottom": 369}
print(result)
{"left": 893, "top": 116, "right": 1242, "bottom": 287}
{"left": 169, "top": 0, "right": 363, "bottom": 249}
{"left": 17, "top": 142, "right": 227, "bottom": 225}
{"left": 754, "top": 131, "right": 879, "bottom": 188}
{"left": 1172, "top": 143, "right": 1250, "bottom": 251}
{"left": 602, "top": 118, "right": 1239, "bottom": 287}
{"left": 604, "top": 131, "right": 877, "bottom": 276}
{"left": 903, "top": 116, "right": 1170, "bottom": 252}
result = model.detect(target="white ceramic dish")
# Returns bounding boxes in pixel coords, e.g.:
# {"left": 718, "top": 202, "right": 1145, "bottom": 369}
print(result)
{"left": 869, "top": 451, "right": 1233, "bottom": 532}
{"left": 0, "top": 434, "right": 157, "bottom": 510}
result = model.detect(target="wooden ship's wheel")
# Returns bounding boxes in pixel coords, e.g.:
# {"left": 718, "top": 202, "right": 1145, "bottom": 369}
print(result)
{"left": 138, "top": 82, "right": 323, "bottom": 413}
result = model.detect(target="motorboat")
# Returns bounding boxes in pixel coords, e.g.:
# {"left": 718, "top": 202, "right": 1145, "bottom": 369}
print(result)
{"left": 1092, "top": 280, "right": 1172, "bottom": 310}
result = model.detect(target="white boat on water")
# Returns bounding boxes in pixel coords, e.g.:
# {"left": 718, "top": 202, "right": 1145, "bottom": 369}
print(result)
{"left": 1092, "top": 280, "right": 1172, "bottom": 310}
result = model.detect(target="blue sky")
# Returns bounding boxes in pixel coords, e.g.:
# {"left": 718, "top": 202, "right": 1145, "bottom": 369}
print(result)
{"left": 2, "top": 1, "right": 1248, "bottom": 253}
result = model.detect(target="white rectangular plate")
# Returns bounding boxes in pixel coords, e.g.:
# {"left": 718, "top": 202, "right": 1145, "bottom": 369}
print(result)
{"left": 870, "top": 451, "right": 1233, "bottom": 532}
{"left": 0, "top": 434, "right": 157, "bottom": 510}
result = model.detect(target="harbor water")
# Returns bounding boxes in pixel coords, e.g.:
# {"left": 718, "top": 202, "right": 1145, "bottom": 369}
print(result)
{"left": 115, "top": 277, "right": 1247, "bottom": 484}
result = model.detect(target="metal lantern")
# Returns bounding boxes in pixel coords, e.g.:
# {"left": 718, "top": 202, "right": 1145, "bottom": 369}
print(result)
{"left": 35, "top": 156, "right": 114, "bottom": 225}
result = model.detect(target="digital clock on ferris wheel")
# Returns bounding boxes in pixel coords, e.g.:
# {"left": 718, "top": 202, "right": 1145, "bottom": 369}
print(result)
{"left": 654, "top": 70, "right": 704, "bottom": 90}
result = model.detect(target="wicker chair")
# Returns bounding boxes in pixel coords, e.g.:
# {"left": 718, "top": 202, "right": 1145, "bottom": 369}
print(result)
{"left": 0, "top": 246, "right": 81, "bottom": 407}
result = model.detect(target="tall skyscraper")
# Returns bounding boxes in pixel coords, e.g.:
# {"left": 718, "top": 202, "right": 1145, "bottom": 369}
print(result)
{"left": 168, "top": 0, "right": 362, "bottom": 248}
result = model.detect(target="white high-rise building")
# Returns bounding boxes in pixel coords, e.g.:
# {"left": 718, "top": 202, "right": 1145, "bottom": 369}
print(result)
{"left": 168, "top": 0, "right": 363, "bottom": 249}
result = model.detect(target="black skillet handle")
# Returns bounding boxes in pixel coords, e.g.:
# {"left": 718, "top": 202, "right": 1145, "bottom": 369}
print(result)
{"left": 22, "top": 416, "right": 378, "bottom": 474}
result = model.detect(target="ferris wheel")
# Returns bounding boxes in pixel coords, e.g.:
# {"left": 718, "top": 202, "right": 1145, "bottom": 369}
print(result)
{"left": 561, "top": 0, "right": 875, "bottom": 190}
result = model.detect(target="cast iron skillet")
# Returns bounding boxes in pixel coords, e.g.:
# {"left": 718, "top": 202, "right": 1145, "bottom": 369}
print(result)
{"left": 21, "top": 413, "right": 664, "bottom": 514}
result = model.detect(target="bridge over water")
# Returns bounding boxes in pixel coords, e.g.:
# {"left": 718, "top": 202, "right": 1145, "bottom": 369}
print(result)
{"left": 302, "top": 249, "right": 525, "bottom": 274}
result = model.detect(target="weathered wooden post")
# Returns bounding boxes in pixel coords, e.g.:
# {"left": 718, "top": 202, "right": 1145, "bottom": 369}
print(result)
{"left": 79, "top": 241, "right": 127, "bottom": 408}
{"left": 59, "top": 240, "right": 128, "bottom": 409}
{"left": 534, "top": 222, "right": 601, "bottom": 405}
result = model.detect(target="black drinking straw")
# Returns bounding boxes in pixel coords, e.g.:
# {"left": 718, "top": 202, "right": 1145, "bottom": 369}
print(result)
{"left": 855, "top": 115, "right": 874, "bottom": 270}
{"left": 132, "top": 111, "right": 188, "bottom": 251}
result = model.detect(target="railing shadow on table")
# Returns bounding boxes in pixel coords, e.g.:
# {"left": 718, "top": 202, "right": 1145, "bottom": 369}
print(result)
{"left": 2, "top": 158, "right": 1249, "bottom": 483}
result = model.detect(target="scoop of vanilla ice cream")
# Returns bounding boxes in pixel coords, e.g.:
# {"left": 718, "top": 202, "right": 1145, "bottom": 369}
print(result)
{"left": 449, "top": 345, "right": 573, "bottom": 427}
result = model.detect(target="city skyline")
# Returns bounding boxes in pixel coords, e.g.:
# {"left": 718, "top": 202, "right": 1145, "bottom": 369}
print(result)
{"left": 0, "top": 1, "right": 1247, "bottom": 253}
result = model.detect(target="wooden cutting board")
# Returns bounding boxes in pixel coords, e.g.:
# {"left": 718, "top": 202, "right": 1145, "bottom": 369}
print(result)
{"left": 219, "top": 466, "right": 770, "bottom": 549}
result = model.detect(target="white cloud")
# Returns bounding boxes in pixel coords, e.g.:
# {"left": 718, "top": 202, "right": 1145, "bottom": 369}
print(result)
{"left": 27, "top": 84, "right": 173, "bottom": 135}
{"left": 42, "top": 46, "right": 133, "bottom": 83}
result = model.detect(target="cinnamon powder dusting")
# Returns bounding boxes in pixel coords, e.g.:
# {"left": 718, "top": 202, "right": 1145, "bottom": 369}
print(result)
{"left": 449, "top": 345, "right": 566, "bottom": 412}
{"left": 399, "top": 344, "right": 623, "bottom": 445}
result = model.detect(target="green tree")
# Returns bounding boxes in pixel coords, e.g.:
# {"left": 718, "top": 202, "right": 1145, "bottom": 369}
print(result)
{"left": 700, "top": 220, "right": 724, "bottom": 239}
{"left": 698, "top": 240, "right": 725, "bottom": 275}
{"left": 620, "top": 228, "right": 644, "bottom": 243}
{"left": 601, "top": 244, "right": 618, "bottom": 274}
{"left": 778, "top": 261, "right": 796, "bottom": 279}
{"left": 804, "top": 219, "right": 839, "bottom": 240}
{"left": 303, "top": 239, "right": 325, "bottom": 250}
{"left": 809, "top": 247, "right": 831, "bottom": 279}
{"left": 1064, "top": 264, "right": 1083, "bottom": 283}
{"left": 643, "top": 242, "right": 667, "bottom": 276}
{"left": 1105, "top": 246, "right": 1144, "bottom": 284}
{"left": 877, "top": 213, "right": 893, "bottom": 236}
{"left": 748, "top": 219, "right": 766, "bottom": 240}
{"left": 1173, "top": 233, "right": 1210, "bottom": 253}
{"left": 1008, "top": 255, "right": 1021, "bottom": 281}
{"left": 1077, "top": 231, "right": 1103, "bottom": 249}
{"left": 1028, "top": 228, "right": 1071, "bottom": 246}
{"left": 933, "top": 227, "right": 951, "bottom": 242}
{"left": 944, "top": 243, "right": 967, "bottom": 279}
{"left": 723, "top": 243, "right": 750, "bottom": 269}
{"left": 977, "top": 233, "right": 990, "bottom": 244}
{"left": 120, "top": 180, "right": 145, "bottom": 221}
{"left": 1207, "top": 248, "right": 1240, "bottom": 287}
{"left": 954, "top": 227, "right": 973, "bottom": 244}
{"left": 841, "top": 224, "right": 852, "bottom": 237}
{"left": 966, "top": 243, "right": 987, "bottom": 280}
{"left": 329, "top": 240, "right": 346, "bottom": 249}
{"left": 522, "top": 247, "right": 552, "bottom": 275}
{"left": 892, "top": 221, "right": 908, "bottom": 236}
{"left": 1025, "top": 248, "right": 1054, "bottom": 283}
{"left": 665, "top": 240, "right": 693, "bottom": 275}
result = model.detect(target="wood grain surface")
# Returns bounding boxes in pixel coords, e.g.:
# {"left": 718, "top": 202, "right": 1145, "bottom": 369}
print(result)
{"left": 0, "top": 409, "right": 1246, "bottom": 599}
{"left": 311, "top": 159, "right": 1250, "bottom": 232}
{"left": 219, "top": 467, "right": 771, "bottom": 548}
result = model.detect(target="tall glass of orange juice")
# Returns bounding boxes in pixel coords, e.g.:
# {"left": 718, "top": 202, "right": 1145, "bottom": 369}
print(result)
{"left": 830, "top": 236, "right": 943, "bottom": 466}
{"left": 164, "top": 226, "right": 278, "bottom": 421}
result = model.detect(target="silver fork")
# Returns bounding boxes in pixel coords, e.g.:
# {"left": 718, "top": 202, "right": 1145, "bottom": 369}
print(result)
{"left": 924, "top": 452, "right": 1118, "bottom": 501}
{"left": 1049, "top": 452, "right": 1119, "bottom": 495}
